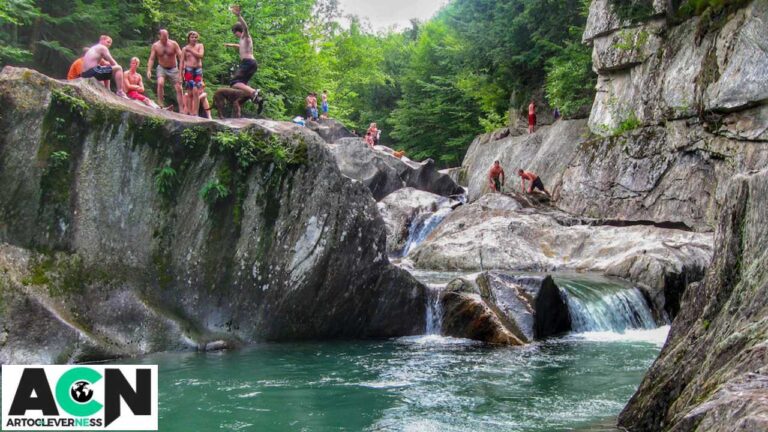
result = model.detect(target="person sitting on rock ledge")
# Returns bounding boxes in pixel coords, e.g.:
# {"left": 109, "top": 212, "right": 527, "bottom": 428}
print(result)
{"left": 80, "top": 35, "right": 127, "bottom": 98}
{"left": 518, "top": 169, "right": 550, "bottom": 197}
{"left": 123, "top": 57, "right": 163, "bottom": 109}
{"left": 488, "top": 160, "right": 505, "bottom": 192}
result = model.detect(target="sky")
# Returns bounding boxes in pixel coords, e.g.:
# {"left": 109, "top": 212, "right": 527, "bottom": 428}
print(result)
{"left": 336, "top": 0, "right": 449, "bottom": 31}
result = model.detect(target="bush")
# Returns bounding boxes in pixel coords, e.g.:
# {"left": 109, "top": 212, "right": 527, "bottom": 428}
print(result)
{"left": 545, "top": 41, "right": 596, "bottom": 117}
{"left": 200, "top": 179, "right": 230, "bottom": 207}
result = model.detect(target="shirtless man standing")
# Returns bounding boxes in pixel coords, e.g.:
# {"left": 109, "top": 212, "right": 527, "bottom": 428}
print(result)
{"left": 225, "top": 5, "right": 260, "bottom": 102}
{"left": 488, "top": 160, "right": 505, "bottom": 192}
{"left": 528, "top": 99, "right": 537, "bottom": 134}
{"left": 80, "top": 35, "right": 126, "bottom": 97}
{"left": 180, "top": 31, "right": 205, "bottom": 116}
{"left": 147, "top": 29, "right": 183, "bottom": 112}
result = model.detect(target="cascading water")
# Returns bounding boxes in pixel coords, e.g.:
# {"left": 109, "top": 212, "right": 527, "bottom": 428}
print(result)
{"left": 401, "top": 207, "right": 454, "bottom": 257}
{"left": 554, "top": 276, "right": 658, "bottom": 333}
{"left": 424, "top": 284, "right": 444, "bottom": 334}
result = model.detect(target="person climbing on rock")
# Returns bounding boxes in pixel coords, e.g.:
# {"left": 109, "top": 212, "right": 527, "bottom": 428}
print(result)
{"left": 488, "top": 160, "right": 505, "bottom": 192}
{"left": 80, "top": 35, "right": 126, "bottom": 97}
{"left": 226, "top": 5, "right": 260, "bottom": 104}
{"left": 518, "top": 169, "right": 550, "bottom": 196}
{"left": 528, "top": 99, "right": 536, "bottom": 134}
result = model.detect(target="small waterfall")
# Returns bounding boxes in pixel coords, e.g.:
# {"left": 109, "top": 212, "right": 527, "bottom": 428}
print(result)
{"left": 402, "top": 207, "right": 454, "bottom": 257}
{"left": 424, "top": 285, "right": 443, "bottom": 334}
{"left": 555, "top": 277, "right": 657, "bottom": 333}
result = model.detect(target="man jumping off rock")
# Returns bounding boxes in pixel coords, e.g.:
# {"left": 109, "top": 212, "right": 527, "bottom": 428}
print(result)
{"left": 488, "top": 160, "right": 505, "bottom": 192}
{"left": 225, "top": 5, "right": 260, "bottom": 104}
{"left": 518, "top": 169, "right": 550, "bottom": 196}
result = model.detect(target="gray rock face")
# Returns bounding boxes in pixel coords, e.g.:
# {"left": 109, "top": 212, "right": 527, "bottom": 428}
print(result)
{"left": 328, "top": 138, "right": 465, "bottom": 201}
{"left": 305, "top": 118, "right": 354, "bottom": 143}
{"left": 0, "top": 67, "right": 426, "bottom": 364}
{"left": 462, "top": 119, "right": 589, "bottom": 202}
{"left": 558, "top": 122, "right": 768, "bottom": 231}
{"left": 440, "top": 271, "right": 570, "bottom": 344}
{"left": 619, "top": 168, "right": 768, "bottom": 432}
{"left": 586, "top": 0, "right": 768, "bottom": 132}
{"left": 409, "top": 193, "right": 712, "bottom": 320}
{"left": 376, "top": 188, "right": 459, "bottom": 256}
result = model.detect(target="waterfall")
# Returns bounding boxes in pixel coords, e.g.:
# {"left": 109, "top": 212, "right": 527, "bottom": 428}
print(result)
{"left": 424, "top": 285, "right": 444, "bottom": 334}
{"left": 555, "top": 276, "right": 657, "bottom": 333}
{"left": 402, "top": 207, "right": 454, "bottom": 257}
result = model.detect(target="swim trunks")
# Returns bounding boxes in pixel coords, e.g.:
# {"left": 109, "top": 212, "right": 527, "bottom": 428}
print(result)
{"left": 493, "top": 178, "right": 502, "bottom": 191}
{"left": 532, "top": 177, "right": 545, "bottom": 192}
{"left": 528, "top": 113, "right": 537, "bottom": 126}
{"left": 230, "top": 58, "right": 258, "bottom": 86}
{"left": 183, "top": 67, "right": 203, "bottom": 89}
{"left": 127, "top": 90, "right": 148, "bottom": 102}
{"left": 81, "top": 65, "right": 113, "bottom": 81}
{"left": 157, "top": 65, "right": 180, "bottom": 84}
{"left": 322, "top": 101, "right": 328, "bottom": 113}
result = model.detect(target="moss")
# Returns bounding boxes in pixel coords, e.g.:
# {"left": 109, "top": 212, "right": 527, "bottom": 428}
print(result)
{"left": 21, "top": 256, "right": 53, "bottom": 286}
{"left": 35, "top": 96, "right": 88, "bottom": 251}
{"left": 614, "top": 29, "right": 650, "bottom": 52}
{"left": 51, "top": 88, "right": 89, "bottom": 116}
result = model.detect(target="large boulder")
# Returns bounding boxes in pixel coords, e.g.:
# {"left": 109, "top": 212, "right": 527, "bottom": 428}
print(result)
{"left": 328, "top": 138, "right": 465, "bottom": 200}
{"left": 0, "top": 67, "right": 426, "bottom": 364}
{"left": 619, "top": 169, "right": 768, "bottom": 431}
{"left": 376, "top": 188, "right": 460, "bottom": 256}
{"left": 440, "top": 271, "right": 571, "bottom": 344}
{"left": 305, "top": 118, "right": 354, "bottom": 143}
{"left": 410, "top": 193, "right": 712, "bottom": 320}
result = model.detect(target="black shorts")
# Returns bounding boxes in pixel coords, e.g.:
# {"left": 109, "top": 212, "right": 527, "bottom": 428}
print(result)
{"left": 532, "top": 177, "right": 545, "bottom": 191}
{"left": 81, "top": 65, "right": 112, "bottom": 81}
{"left": 230, "top": 59, "right": 258, "bottom": 86}
{"left": 493, "top": 178, "right": 502, "bottom": 191}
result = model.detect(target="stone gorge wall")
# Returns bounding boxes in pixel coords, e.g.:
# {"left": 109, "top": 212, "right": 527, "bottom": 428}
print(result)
{"left": 462, "top": 0, "right": 768, "bottom": 232}
{"left": 0, "top": 68, "right": 425, "bottom": 364}
{"left": 619, "top": 169, "right": 768, "bottom": 432}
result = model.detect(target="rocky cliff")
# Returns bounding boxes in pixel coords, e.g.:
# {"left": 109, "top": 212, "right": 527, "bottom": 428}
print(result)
{"left": 618, "top": 168, "right": 768, "bottom": 431}
{"left": 461, "top": 0, "right": 768, "bottom": 232}
{"left": 0, "top": 67, "right": 426, "bottom": 364}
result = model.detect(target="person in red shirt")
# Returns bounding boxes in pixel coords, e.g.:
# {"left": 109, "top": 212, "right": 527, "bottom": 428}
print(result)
{"left": 66, "top": 48, "right": 89, "bottom": 80}
{"left": 488, "top": 160, "right": 505, "bottom": 192}
{"left": 528, "top": 99, "right": 536, "bottom": 134}
{"left": 518, "top": 169, "right": 550, "bottom": 196}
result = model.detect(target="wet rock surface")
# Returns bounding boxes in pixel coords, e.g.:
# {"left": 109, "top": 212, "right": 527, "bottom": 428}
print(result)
{"left": 619, "top": 169, "right": 768, "bottom": 432}
{"left": 440, "top": 271, "right": 570, "bottom": 345}
{"left": 409, "top": 193, "right": 712, "bottom": 319}
{"left": 0, "top": 67, "right": 426, "bottom": 364}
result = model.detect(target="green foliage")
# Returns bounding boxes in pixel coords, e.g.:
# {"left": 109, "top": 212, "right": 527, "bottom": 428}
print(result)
{"left": 51, "top": 89, "right": 88, "bottom": 116}
{"left": 212, "top": 130, "right": 304, "bottom": 170}
{"left": 49, "top": 150, "right": 69, "bottom": 168}
{"left": 200, "top": 178, "right": 230, "bottom": 207}
{"left": 154, "top": 164, "right": 178, "bottom": 200}
{"left": 609, "top": 0, "right": 655, "bottom": 23}
{"left": 545, "top": 40, "right": 596, "bottom": 117}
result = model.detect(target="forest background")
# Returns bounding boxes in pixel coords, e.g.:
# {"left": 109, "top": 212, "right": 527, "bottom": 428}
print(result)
{"left": 1, "top": 0, "right": 599, "bottom": 166}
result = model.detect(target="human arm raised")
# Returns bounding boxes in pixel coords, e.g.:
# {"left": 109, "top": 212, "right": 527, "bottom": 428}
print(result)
{"left": 231, "top": 5, "right": 250, "bottom": 37}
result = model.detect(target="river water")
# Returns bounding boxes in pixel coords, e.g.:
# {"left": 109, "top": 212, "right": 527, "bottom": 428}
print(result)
{"left": 117, "top": 270, "right": 666, "bottom": 432}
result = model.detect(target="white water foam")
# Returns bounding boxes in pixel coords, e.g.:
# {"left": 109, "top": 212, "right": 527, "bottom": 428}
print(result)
{"left": 566, "top": 325, "right": 670, "bottom": 347}
{"left": 396, "top": 334, "right": 481, "bottom": 346}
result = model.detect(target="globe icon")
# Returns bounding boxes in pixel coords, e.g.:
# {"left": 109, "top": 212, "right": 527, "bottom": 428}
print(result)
{"left": 70, "top": 380, "right": 94, "bottom": 403}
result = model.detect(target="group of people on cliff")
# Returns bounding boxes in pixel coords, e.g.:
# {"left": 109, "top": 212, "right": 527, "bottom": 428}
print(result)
{"left": 66, "top": 5, "right": 259, "bottom": 118}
